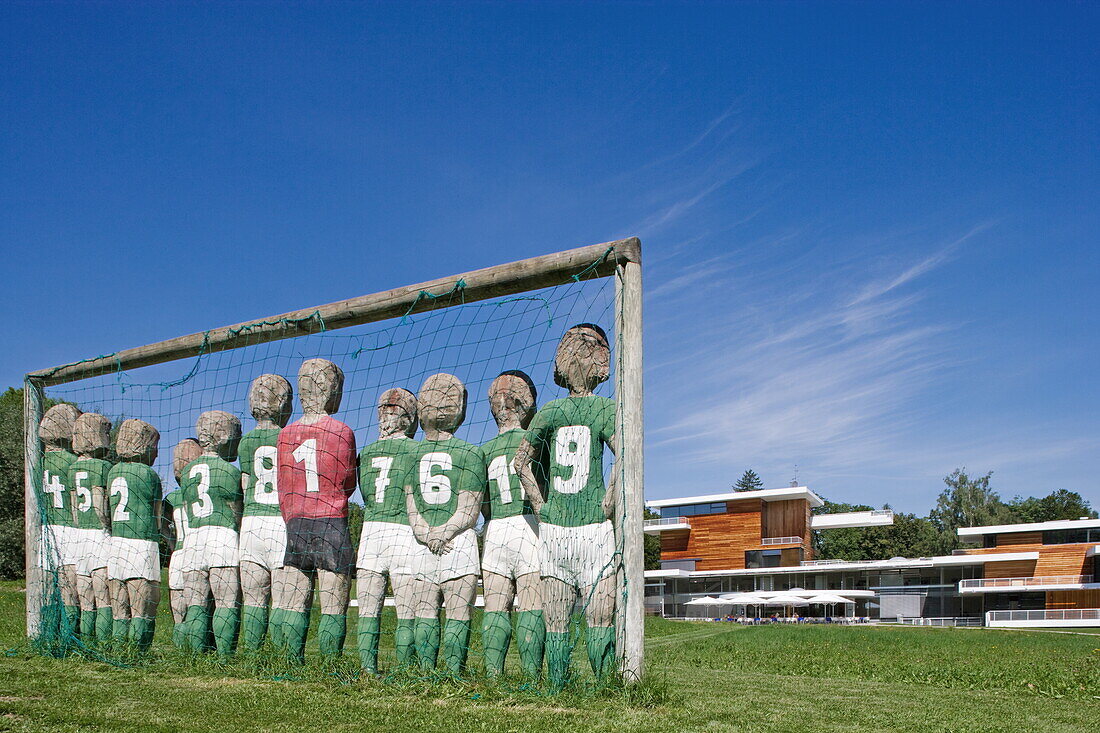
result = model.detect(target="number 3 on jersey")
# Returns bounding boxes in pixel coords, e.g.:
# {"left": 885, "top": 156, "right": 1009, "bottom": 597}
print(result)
{"left": 189, "top": 463, "right": 213, "bottom": 518}
{"left": 553, "top": 425, "right": 591, "bottom": 494}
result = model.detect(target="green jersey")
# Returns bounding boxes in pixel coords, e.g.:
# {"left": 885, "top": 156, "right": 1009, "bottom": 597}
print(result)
{"left": 410, "top": 437, "right": 486, "bottom": 528}
{"left": 481, "top": 429, "right": 532, "bottom": 521}
{"left": 525, "top": 395, "right": 616, "bottom": 527}
{"left": 69, "top": 457, "right": 112, "bottom": 530}
{"left": 358, "top": 437, "right": 418, "bottom": 524}
{"left": 107, "top": 462, "right": 162, "bottom": 541}
{"left": 239, "top": 427, "right": 281, "bottom": 518}
{"left": 41, "top": 450, "right": 77, "bottom": 527}
{"left": 164, "top": 488, "right": 187, "bottom": 544}
{"left": 181, "top": 455, "right": 242, "bottom": 530}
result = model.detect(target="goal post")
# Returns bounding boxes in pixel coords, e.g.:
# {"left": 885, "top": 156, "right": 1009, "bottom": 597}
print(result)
{"left": 24, "top": 237, "right": 645, "bottom": 679}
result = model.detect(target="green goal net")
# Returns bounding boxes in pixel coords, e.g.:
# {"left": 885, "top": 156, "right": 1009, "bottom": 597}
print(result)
{"left": 24, "top": 240, "right": 644, "bottom": 692}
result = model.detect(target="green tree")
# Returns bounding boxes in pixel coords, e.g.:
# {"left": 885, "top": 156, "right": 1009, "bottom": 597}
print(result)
{"left": 0, "top": 388, "right": 30, "bottom": 578}
{"left": 812, "top": 499, "right": 939, "bottom": 561}
{"left": 734, "top": 469, "right": 764, "bottom": 492}
{"left": 0, "top": 387, "right": 90, "bottom": 579}
{"left": 929, "top": 468, "right": 1011, "bottom": 553}
{"left": 1006, "top": 489, "right": 1097, "bottom": 523}
{"left": 643, "top": 508, "right": 661, "bottom": 570}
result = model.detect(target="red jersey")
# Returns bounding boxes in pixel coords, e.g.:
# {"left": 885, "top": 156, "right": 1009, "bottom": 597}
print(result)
{"left": 277, "top": 415, "right": 357, "bottom": 520}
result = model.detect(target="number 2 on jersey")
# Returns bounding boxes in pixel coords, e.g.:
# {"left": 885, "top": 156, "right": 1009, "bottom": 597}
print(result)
{"left": 293, "top": 439, "right": 320, "bottom": 493}
{"left": 110, "top": 476, "right": 130, "bottom": 521}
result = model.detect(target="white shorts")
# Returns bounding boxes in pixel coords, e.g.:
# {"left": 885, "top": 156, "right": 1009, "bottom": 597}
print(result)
{"left": 412, "top": 528, "right": 480, "bottom": 585}
{"left": 73, "top": 528, "right": 109, "bottom": 575}
{"left": 107, "top": 536, "right": 160, "bottom": 582}
{"left": 38, "top": 524, "right": 78, "bottom": 570}
{"left": 482, "top": 515, "right": 540, "bottom": 580}
{"left": 181, "top": 525, "right": 239, "bottom": 572}
{"left": 238, "top": 514, "right": 287, "bottom": 571}
{"left": 168, "top": 551, "right": 186, "bottom": 590}
{"left": 540, "top": 520, "right": 618, "bottom": 589}
{"left": 356, "top": 521, "right": 417, "bottom": 576}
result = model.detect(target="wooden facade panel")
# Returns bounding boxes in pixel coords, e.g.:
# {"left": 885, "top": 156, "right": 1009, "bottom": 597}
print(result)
{"left": 1034, "top": 546, "right": 1092, "bottom": 577}
{"left": 761, "top": 500, "right": 809, "bottom": 540}
{"left": 984, "top": 560, "right": 1037, "bottom": 578}
{"left": 661, "top": 501, "right": 763, "bottom": 571}
{"left": 1046, "top": 590, "right": 1100, "bottom": 609}
{"left": 962, "top": 544, "right": 1092, "bottom": 577}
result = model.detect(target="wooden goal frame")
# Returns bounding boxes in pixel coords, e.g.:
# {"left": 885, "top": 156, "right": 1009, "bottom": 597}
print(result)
{"left": 25, "top": 237, "right": 645, "bottom": 680}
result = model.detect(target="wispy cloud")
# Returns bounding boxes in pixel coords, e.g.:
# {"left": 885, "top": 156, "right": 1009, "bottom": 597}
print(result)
{"left": 643, "top": 228, "right": 999, "bottom": 499}
{"left": 848, "top": 222, "right": 994, "bottom": 306}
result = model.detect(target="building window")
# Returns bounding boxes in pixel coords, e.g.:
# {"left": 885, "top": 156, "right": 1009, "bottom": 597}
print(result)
{"left": 660, "top": 502, "right": 728, "bottom": 519}
{"left": 983, "top": 534, "right": 998, "bottom": 548}
{"left": 1042, "top": 528, "right": 1100, "bottom": 545}
{"left": 745, "top": 549, "right": 782, "bottom": 569}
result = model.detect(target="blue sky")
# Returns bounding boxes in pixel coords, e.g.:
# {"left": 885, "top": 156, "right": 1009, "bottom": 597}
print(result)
{"left": 2, "top": 2, "right": 1097, "bottom": 513}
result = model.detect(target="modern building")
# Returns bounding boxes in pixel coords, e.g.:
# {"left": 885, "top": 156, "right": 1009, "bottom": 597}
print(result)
{"left": 643, "top": 487, "right": 1100, "bottom": 627}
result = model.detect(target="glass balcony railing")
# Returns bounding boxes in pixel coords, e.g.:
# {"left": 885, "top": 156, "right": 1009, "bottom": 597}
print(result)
{"left": 643, "top": 516, "right": 689, "bottom": 528}
{"left": 761, "top": 536, "right": 802, "bottom": 546}
{"left": 987, "top": 609, "right": 1100, "bottom": 622}
{"left": 960, "top": 575, "right": 1093, "bottom": 590}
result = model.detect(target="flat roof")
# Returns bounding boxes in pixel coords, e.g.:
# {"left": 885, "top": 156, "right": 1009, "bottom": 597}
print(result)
{"left": 644, "top": 551, "right": 1039, "bottom": 580}
{"left": 957, "top": 517, "right": 1100, "bottom": 537}
{"left": 647, "top": 486, "right": 824, "bottom": 509}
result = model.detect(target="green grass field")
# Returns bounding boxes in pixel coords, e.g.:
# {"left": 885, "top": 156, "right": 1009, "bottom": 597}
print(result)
{"left": 0, "top": 581, "right": 1097, "bottom": 732}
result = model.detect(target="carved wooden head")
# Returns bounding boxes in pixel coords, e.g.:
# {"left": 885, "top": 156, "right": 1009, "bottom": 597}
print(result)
{"left": 196, "top": 410, "right": 242, "bottom": 459}
{"left": 488, "top": 370, "right": 537, "bottom": 430}
{"left": 378, "top": 387, "right": 418, "bottom": 439}
{"left": 553, "top": 323, "right": 610, "bottom": 392}
{"left": 72, "top": 412, "right": 111, "bottom": 458}
{"left": 249, "top": 373, "right": 293, "bottom": 426}
{"left": 298, "top": 358, "right": 344, "bottom": 416}
{"left": 418, "top": 373, "right": 467, "bottom": 434}
{"left": 116, "top": 419, "right": 160, "bottom": 464}
{"left": 172, "top": 438, "right": 202, "bottom": 484}
{"left": 39, "top": 403, "right": 82, "bottom": 450}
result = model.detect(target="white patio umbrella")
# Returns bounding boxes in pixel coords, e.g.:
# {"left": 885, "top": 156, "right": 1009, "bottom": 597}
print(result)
{"left": 684, "top": 596, "right": 732, "bottom": 617}
{"left": 765, "top": 596, "right": 810, "bottom": 606}
{"left": 722, "top": 593, "right": 769, "bottom": 604}
{"left": 804, "top": 593, "right": 856, "bottom": 618}
{"left": 804, "top": 594, "right": 855, "bottom": 605}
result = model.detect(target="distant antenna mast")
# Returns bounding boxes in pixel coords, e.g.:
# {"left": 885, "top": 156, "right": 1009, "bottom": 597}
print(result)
{"left": 790, "top": 463, "right": 799, "bottom": 487}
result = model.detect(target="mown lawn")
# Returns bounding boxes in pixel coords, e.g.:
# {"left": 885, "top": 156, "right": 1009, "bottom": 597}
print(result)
{"left": 0, "top": 580, "right": 1098, "bottom": 732}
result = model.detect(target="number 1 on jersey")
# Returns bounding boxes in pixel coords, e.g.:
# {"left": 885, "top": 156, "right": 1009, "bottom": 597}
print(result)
{"left": 43, "top": 471, "right": 65, "bottom": 508}
{"left": 487, "top": 454, "right": 517, "bottom": 504}
{"left": 293, "top": 439, "right": 320, "bottom": 493}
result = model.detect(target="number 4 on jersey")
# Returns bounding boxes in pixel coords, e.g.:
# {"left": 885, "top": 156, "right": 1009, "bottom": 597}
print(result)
{"left": 43, "top": 471, "right": 66, "bottom": 508}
